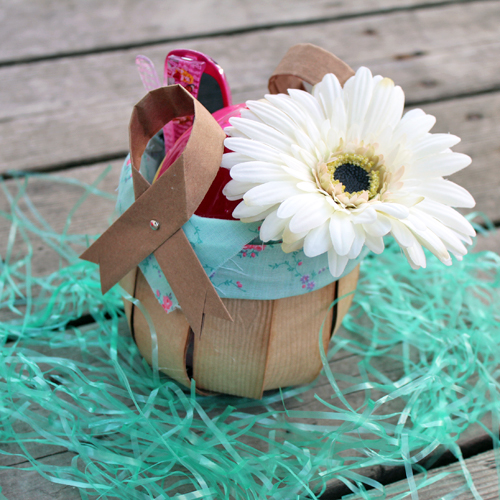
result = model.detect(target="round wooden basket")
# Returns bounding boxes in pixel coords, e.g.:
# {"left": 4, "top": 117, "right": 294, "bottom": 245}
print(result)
{"left": 120, "top": 265, "right": 359, "bottom": 399}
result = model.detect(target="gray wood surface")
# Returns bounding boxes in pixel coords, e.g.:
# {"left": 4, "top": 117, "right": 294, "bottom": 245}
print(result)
{"left": 0, "top": 0, "right": 468, "bottom": 64}
{"left": 1, "top": 1, "right": 500, "bottom": 174}
{"left": 1, "top": 0, "right": 499, "bottom": 498}
{"left": 349, "top": 449, "right": 500, "bottom": 500}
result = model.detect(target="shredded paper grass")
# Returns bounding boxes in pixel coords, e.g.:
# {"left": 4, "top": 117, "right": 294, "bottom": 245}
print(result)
{"left": 0, "top": 172, "right": 499, "bottom": 499}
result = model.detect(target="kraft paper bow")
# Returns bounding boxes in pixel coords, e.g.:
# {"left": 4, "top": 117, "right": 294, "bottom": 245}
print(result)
{"left": 81, "top": 85, "right": 232, "bottom": 335}
{"left": 80, "top": 43, "right": 354, "bottom": 336}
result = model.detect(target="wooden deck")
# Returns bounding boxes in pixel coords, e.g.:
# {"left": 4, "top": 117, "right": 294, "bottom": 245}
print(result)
{"left": 1, "top": 0, "right": 499, "bottom": 498}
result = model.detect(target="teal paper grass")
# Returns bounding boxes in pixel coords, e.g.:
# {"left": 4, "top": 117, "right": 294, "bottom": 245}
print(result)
{"left": 1, "top": 172, "right": 499, "bottom": 499}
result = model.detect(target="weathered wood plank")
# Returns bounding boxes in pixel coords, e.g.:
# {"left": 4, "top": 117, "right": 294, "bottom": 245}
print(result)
{"left": 3, "top": 449, "right": 498, "bottom": 500}
{"left": 0, "top": 451, "right": 82, "bottom": 500}
{"left": 0, "top": 0, "right": 468, "bottom": 64}
{"left": 1, "top": 2, "right": 500, "bottom": 175}
{"left": 345, "top": 449, "right": 499, "bottom": 500}
{"left": 0, "top": 162, "right": 121, "bottom": 269}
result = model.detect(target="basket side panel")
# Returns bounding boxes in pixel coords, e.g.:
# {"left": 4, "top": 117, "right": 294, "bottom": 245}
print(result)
{"left": 120, "top": 268, "right": 138, "bottom": 333}
{"left": 192, "top": 299, "right": 274, "bottom": 399}
{"left": 131, "top": 269, "right": 192, "bottom": 388}
{"left": 262, "top": 282, "right": 336, "bottom": 391}
{"left": 333, "top": 264, "right": 360, "bottom": 335}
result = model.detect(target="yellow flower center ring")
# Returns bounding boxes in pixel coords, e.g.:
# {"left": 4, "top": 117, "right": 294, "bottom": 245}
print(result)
{"left": 326, "top": 153, "right": 380, "bottom": 198}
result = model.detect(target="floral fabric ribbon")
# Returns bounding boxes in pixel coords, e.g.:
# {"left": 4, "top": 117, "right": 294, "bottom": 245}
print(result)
{"left": 116, "top": 133, "right": 367, "bottom": 313}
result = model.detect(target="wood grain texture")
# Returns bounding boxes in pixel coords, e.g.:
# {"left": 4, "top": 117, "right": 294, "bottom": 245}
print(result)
{"left": 1, "top": 2, "right": 500, "bottom": 174}
{"left": 346, "top": 449, "right": 500, "bottom": 500}
{"left": 0, "top": 0, "right": 465, "bottom": 63}
{"left": 0, "top": 452, "right": 81, "bottom": 500}
{"left": 262, "top": 282, "right": 336, "bottom": 391}
{"left": 120, "top": 267, "right": 138, "bottom": 333}
{"left": 131, "top": 269, "right": 192, "bottom": 388}
{"left": 333, "top": 264, "right": 360, "bottom": 334}
{"left": 193, "top": 297, "right": 274, "bottom": 398}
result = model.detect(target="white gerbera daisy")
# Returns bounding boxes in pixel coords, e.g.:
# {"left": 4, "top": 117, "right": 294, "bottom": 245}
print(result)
{"left": 222, "top": 67, "right": 476, "bottom": 277}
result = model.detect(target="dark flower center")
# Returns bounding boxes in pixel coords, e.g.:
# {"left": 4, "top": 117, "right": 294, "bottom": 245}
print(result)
{"left": 333, "top": 163, "right": 371, "bottom": 193}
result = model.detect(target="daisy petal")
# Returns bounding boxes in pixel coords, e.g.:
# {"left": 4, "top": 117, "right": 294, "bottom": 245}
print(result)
{"left": 245, "top": 100, "right": 297, "bottom": 138}
{"left": 265, "top": 94, "right": 322, "bottom": 144}
{"left": 409, "top": 153, "right": 471, "bottom": 178}
{"left": 229, "top": 117, "right": 293, "bottom": 152}
{"left": 224, "top": 126, "right": 248, "bottom": 138}
{"left": 329, "top": 211, "right": 356, "bottom": 256}
{"left": 289, "top": 88, "right": 325, "bottom": 123}
{"left": 404, "top": 243, "right": 426, "bottom": 269}
{"left": 303, "top": 220, "right": 332, "bottom": 257}
{"left": 282, "top": 166, "right": 315, "bottom": 182}
{"left": 393, "top": 113, "right": 436, "bottom": 146}
{"left": 282, "top": 238, "right": 306, "bottom": 253}
{"left": 224, "top": 137, "right": 282, "bottom": 162}
{"left": 223, "top": 180, "right": 259, "bottom": 200}
{"left": 412, "top": 134, "right": 461, "bottom": 159}
{"left": 244, "top": 181, "right": 302, "bottom": 206}
{"left": 221, "top": 152, "right": 253, "bottom": 169}
{"left": 363, "top": 77, "right": 397, "bottom": 139}
{"left": 277, "top": 194, "right": 316, "bottom": 219}
{"left": 417, "top": 199, "right": 476, "bottom": 236}
{"left": 231, "top": 161, "right": 292, "bottom": 183}
{"left": 364, "top": 233, "right": 385, "bottom": 254}
{"left": 260, "top": 210, "right": 288, "bottom": 241}
{"left": 390, "top": 218, "right": 415, "bottom": 248}
{"left": 411, "top": 209, "right": 468, "bottom": 257}
{"left": 348, "top": 223, "right": 366, "bottom": 259}
{"left": 239, "top": 108, "right": 260, "bottom": 122}
{"left": 233, "top": 201, "right": 275, "bottom": 220}
{"left": 289, "top": 195, "right": 334, "bottom": 233}
{"left": 283, "top": 225, "right": 307, "bottom": 244}
{"left": 314, "top": 73, "right": 343, "bottom": 118}
{"left": 327, "top": 248, "right": 349, "bottom": 277}
{"left": 374, "top": 203, "right": 410, "bottom": 219}
{"left": 411, "top": 226, "right": 451, "bottom": 263}
{"left": 350, "top": 207, "right": 377, "bottom": 224}
{"left": 345, "top": 67, "right": 373, "bottom": 142}
{"left": 408, "top": 178, "right": 475, "bottom": 208}
{"left": 241, "top": 206, "right": 277, "bottom": 223}
{"left": 363, "top": 213, "right": 392, "bottom": 237}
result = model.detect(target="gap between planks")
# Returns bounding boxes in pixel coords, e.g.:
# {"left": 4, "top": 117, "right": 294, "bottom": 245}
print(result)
{"left": 337, "top": 448, "right": 500, "bottom": 500}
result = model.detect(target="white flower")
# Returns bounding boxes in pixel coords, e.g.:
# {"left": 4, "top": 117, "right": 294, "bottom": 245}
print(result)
{"left": 222, "top": 67, "right": 475, "bottom": 277}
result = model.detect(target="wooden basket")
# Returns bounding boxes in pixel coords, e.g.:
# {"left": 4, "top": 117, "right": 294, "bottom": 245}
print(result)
{"left": 120, "top": 265, "right": 359, "bottom": 399}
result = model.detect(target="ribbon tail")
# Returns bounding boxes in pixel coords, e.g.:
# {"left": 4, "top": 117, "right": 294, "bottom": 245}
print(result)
{"left": 80, "top": 233, "right": 137, "bottom": 295}
{"left": 154, "top": 229, "right": 233, "bottom": 336}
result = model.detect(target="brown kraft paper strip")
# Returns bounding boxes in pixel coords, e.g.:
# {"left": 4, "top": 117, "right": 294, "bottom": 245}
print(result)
{"left": 80, "top": 85, "right": 232, "bottom": 335}
{"left": 268, "top": 43, "right": 355, "bottom": 94}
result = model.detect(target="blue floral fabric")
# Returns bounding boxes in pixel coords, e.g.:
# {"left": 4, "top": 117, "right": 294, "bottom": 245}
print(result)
{"left": 116, "top": 134, "right": 368, "bottom": 313}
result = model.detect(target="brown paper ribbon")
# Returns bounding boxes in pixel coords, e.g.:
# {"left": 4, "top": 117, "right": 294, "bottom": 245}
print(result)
{"left": 80, "top": 85, "right": 232, "bottom": 335}
{"left": 81, "top": 43, "right": 354, "bottom": 336}
{"left": 268, "top": 43, "right": 354, "bottom": 93}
